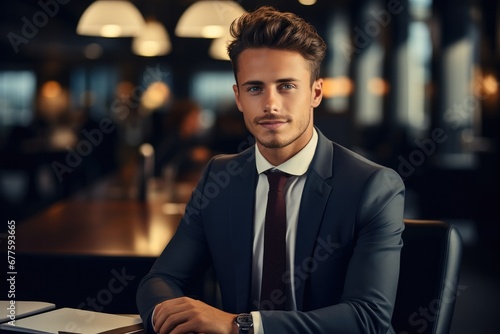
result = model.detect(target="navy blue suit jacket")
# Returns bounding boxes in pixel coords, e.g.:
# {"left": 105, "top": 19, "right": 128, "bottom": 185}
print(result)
{"left": 137, "top": 129, "right": 405, "bottom": 333}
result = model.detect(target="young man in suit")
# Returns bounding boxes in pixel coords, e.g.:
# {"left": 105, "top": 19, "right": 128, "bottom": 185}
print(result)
{"left": 137, "top": 6, "right": 405, "bottom": 334}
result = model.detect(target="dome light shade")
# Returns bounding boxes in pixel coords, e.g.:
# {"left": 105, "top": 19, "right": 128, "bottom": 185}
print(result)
{"left": 209, "top": 35, "right": 231, "bottom": 60}
{"left": 298, "top": 0, "right": 317, "bottom": 5}
{"left": 77, "top": 1, "right": 145, "bottom": 37}
{"left": 133, "top": 20, "right": 171, "bottom": 57}
{"left": 175, "top": 1, "right": 246, "bottom": 38}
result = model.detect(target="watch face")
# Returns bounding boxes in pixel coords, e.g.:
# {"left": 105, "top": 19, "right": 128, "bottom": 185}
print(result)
{"left": 237, "top": 314, "right": 253, "bottom": 326}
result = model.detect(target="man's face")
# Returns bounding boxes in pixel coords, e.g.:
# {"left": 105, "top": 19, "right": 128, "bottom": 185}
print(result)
{"left": 233, "top": 48, "right": 323, "bottom": 160}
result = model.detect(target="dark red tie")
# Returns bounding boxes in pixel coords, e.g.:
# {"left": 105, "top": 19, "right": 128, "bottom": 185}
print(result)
{"left": 260, "top": 170, "right": 289, "bottom": 310}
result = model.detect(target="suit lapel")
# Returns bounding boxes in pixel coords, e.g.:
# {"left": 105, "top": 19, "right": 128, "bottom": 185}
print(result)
{"left": 294, "top": 130, "right": 334, "bottom": 310}
{"left": 230, "top": 149, "right": 257, "bottom": 312}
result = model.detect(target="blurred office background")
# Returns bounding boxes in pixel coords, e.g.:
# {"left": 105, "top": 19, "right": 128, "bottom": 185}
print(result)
{"left": 0, "top": 0, "right": 499, "bottom": 333}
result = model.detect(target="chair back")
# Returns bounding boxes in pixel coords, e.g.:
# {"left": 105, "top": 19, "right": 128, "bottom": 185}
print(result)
{"left": 392, "top": 220, "right": 463, "bottom": 334}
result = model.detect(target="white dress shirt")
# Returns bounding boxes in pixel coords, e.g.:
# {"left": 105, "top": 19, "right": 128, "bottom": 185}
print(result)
{"left": 251, "top": 129, "right": 318, "bottom": 334}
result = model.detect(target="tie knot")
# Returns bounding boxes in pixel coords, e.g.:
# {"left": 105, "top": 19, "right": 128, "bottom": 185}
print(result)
{"left": 265, "top": 170, "right": 289, "bottom": 192}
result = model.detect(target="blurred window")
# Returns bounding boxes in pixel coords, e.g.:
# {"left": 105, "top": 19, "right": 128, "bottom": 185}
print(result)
{"left": 0, "top": 71, "right": 36, "bottom": 127}
{"left": 351, "top": 0, "right": 387, "bottom": 127}
{"left": 70, "top": 66, "right": 119, "bottom": 118}
{"left": 406, "top": 0, "right": 433, "bottom": 133}
{"left": 407, "top": 21, "right": 432, "bottom": 131}
{"left": 190, "top": 71, "right": 235, "bottom": 112}
{"left": 324, "top": 11, "right": 351, "bottom": 113}
{"left": 434, "top": 0, "right": 478, "bottom": 169}
{"left": 190, "top": 71, "right": 236, "bottom": 129}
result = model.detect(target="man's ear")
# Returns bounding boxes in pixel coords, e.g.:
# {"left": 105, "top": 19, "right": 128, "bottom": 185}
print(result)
{"left": 311, "top": 78, "right": 323, "bottom": 108}
{"left": 233, "top": 84, "right": 243, "bottom": 112}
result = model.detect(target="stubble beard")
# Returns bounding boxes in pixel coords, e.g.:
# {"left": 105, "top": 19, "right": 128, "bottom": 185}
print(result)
{"left": 254, "top": 114, "right": 312, "bottom": 150}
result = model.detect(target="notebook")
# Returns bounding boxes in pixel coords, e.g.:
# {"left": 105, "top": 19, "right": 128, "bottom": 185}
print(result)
{"left": 0, "top": 308, "right": 143, "bottom": 334}
{"left": 0, "top": 301, "right": 55, "bottom": 323}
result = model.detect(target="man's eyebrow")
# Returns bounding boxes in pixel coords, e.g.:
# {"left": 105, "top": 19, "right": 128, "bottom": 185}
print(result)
{"left": 241, "top": 80, "right": 263, "bottom": 86}
{"left": 276, "top": 77, "right": 300, "bottom": 83}
{"left": 241, "top": 78, "right": 300, "bottom": 86}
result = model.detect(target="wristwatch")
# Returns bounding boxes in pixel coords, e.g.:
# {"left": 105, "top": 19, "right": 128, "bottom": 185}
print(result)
{"left": 234, "top": 313, "right": 253, "bottom": 334}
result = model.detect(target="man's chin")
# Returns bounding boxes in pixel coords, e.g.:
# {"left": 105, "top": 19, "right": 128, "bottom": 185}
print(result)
{"left": 257, "top": 137, "right": 288, "bottom": 149}
{"left": 261, "top": 142, "right": 284, "bottom": 149}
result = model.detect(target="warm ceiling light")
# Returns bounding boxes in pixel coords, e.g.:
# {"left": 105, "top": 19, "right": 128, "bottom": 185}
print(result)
{"left": 322, "top": 77, "right": 354, "bottom": 98}
{"left": 41, "top": 81, "right": 62, "bottom": 98}
{"left": 482, "top": 74, "right": 498, "bottom": 95}
{"left": 77, "top": 0, "right": 145, "bottom": 37}
{"left": 202, "top": 25, "right": 225, "bottom": 38}
{"left": 141, "top": 82, "right": 171, "bottom": 110}
{"left": 100, "top": 25, "right": 122, "bottom": 37}
{"left": 175, "top": 1, "right": 246, "bottom": 38}
{"left": 132, "top": 20, "right": 171, "bottom": 57}
{"left": 139, "top": 143, "right": 154, "bottom": 157}
{"left": 368, "top": 77, "right": 390, "bottom": 96}
{"left": 298, "top": 0, "right": 317, "bottom": 5}
{"left": 209, "top": 35, "right": 231, "bottom": 60}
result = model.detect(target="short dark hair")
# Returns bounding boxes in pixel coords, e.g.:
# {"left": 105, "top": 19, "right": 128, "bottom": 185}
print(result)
{"left": 227, "top": 6, "right": 326, "bottom": 84}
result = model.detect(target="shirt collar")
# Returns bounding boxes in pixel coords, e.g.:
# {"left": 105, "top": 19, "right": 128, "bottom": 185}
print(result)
{"left": 255, "top": 128, "right": 318, "bottom": 176}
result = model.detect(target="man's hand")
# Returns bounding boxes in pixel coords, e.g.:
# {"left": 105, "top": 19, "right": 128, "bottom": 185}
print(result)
{"left": 153, "top": 297, "right": 238, "bottom": 334}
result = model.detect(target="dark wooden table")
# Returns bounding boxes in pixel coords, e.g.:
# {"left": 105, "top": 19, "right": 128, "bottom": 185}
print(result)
{"left": 17, "top": 174, "right": 194, "bottom": 257}
{"left": 18, "top": 200, "right": 179, "bottom": 257}
{"left": 12, "top": 173, "right": 199, "bottom": 314}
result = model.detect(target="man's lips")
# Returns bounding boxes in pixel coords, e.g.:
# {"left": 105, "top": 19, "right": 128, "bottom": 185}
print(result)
{"left": 259, "top": 120, "right": 287, "bottom": 130}
{"left": 256, "top": 117, "right": 289, "bottom": 130}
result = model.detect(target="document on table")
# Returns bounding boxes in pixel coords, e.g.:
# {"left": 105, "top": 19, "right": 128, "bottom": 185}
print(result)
{"left": 0, "top": 301, "right": 55, "bottom": 323}
{"left": 0, "top": 307, "right": 143, "bottom": 334}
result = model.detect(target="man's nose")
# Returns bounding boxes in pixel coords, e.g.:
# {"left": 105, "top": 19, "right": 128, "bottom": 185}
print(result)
{"left": 263, "top": 89, "right": 280, "bottom": 113}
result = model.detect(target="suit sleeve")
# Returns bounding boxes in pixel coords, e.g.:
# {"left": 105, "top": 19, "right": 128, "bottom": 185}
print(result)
{"left": 136, "top": 159, "right": 215, "bottom": 334}
{"left": 260, "top": 168, "right": 405, "bottom": 334}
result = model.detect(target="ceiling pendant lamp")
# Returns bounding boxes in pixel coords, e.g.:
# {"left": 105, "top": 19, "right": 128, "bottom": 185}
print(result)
{"left": 209, "top": 35, "right": 231, "bottom": 60}
{"left": 132, "top": 20, "right": 171, "bottom": 57}
{"left": 77, "top": 0, "right": 145, "bottom": 38}
{"left": 175, "top": 0, "right": 246, "bottom": 38}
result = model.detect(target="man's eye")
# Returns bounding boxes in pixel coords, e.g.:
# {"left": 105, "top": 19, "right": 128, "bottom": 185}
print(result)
{"left": 247, "top": 86, "right": 262, "bottom": 92}
{"left": 280, "top": 83, "right": 295, "bottom": 90}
